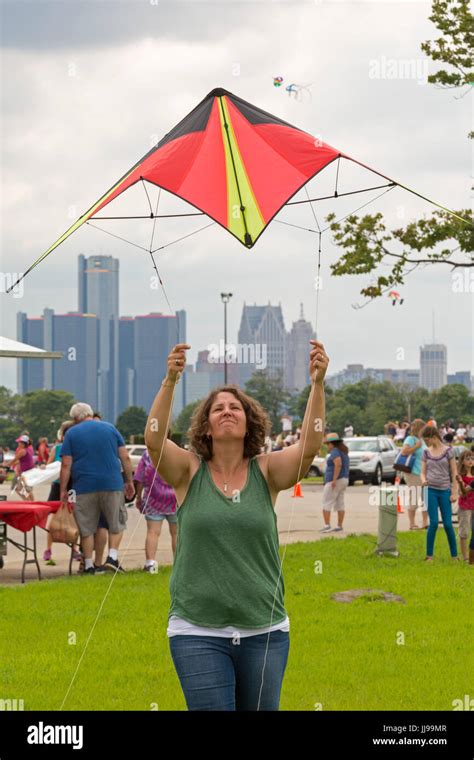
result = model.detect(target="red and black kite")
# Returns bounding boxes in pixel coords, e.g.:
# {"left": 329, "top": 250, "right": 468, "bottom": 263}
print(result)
{"left": 9, "top": 87, "right": 468, "bottom": 291}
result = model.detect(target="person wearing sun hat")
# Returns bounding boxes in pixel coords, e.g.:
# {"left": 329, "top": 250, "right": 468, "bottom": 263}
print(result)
{"left": 10, "top": 434, "right": 35, "bottom": 501}
{"left": 319, "top": 432, "right": 350, "bottom": 533}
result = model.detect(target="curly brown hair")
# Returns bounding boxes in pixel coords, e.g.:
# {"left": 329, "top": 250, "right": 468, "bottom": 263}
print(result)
{"left": 187, "top": 384, "right": 271, "bottom": 461}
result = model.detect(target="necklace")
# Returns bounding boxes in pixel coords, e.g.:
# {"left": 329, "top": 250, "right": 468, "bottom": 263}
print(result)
{"left": 209, "top": 460, "right": 245, "bottom": 493}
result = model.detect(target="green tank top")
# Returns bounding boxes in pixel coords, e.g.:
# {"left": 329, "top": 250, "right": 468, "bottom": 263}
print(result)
{"left": 168, "top": 455, "right": 287, "bottom": 628}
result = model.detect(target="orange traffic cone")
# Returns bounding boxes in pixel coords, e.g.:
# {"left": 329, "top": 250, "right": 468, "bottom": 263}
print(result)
{"left": 395, "top": 476, "right": 404, "bottom": 513}
{"left": 292, "top": 482, "right": 303, "bottom": 498}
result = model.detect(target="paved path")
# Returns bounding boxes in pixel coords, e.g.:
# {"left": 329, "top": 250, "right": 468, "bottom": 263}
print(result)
{"left": 0, "top": 481, "right": 412, "bottom": 585}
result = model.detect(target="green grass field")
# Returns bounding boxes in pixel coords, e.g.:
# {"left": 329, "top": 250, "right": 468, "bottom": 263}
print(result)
{"left": 1, "top": 532, "right": 472, "bottom": 711}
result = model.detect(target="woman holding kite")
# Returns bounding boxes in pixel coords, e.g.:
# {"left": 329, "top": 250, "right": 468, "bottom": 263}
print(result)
{"left": 145, "top": 339, "right": 329, "bottom": 711}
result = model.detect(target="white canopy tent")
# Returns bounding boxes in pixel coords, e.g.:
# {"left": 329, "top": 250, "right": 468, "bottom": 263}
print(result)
{"left": 0, "top": 336, "right": 62, "bottom": 359}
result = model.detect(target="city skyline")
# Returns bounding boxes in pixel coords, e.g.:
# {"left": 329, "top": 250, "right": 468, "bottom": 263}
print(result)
{"left": 12, "top": 252, "right": 473, "bottom": 418}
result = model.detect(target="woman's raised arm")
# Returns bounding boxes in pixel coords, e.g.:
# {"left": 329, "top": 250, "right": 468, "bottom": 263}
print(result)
{"left": 266, "top": 341, "right": 329, "bottom": 493}
{"left": 145, "top": 343, "right": 193, "bottom": 489}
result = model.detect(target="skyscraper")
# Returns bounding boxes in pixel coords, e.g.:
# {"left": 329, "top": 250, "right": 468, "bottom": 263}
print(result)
{"left": 78, "top": 254, "right": 119, "bottom": 421}
{"left": 285, "top": 304, "right": 315, "bottom": 393}
{"left": 17, "top": 309, "right": 99, "bottom": 407}
{"left": 237, "top": 302, "right": 286, "bottom": 388}
{"left": 17, "top": 313, "right": 45, "bottom": 392}
{"left": 52, "top": 313, "right": 99, "bottom": 409}
{"left": 134, "top": 313, "right": 184, "bottom": 418}
{"left": 420, "top": 343, "right": 447, "bottom": 391}
{"left": 118, "top": 317, "right": 135, "bottom": 415}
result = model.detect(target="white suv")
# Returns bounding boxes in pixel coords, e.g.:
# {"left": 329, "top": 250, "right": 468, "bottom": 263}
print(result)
{"left": 125, "top": 444, "right": 147, "bottom": 474}
{"left": 345, "top": 436, "right": 399, "bottom": 486}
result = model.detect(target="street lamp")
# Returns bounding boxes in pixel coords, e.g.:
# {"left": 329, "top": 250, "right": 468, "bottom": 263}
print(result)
{"left": 220, "top": 292, "right": 233, "bottom": 384}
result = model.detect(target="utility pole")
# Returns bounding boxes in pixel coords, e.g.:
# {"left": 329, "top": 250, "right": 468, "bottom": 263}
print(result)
{"left": 220, "top": 293, "right": 233, "bottom": 384}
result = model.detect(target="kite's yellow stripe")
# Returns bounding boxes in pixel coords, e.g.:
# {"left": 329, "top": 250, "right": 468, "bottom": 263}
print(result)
{"left": 219, "top": 97, "right": 265, "bottom": 245}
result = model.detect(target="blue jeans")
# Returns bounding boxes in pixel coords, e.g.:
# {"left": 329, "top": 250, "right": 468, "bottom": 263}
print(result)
{"left": 426, "top": 487, "right": 458, "bottom": 557}
{"left": 169, "top": 629, "right": 290, "bottom": 711}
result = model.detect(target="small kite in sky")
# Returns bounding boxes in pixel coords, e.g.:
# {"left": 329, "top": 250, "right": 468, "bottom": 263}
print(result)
{"left": 273, "top": 76, "right": 284, "bottom": 87}
{"left": 388, "top": 290, "right": 404, "bottom": 306}
{"left": 285, "top": 83, "right": 312, "bottom": 101}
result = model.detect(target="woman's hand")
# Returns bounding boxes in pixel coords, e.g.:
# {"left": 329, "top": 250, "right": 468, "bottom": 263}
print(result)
{"left": 309, "top": 340, "right": 329, "bottom": 385}
{"left": 166, "top": 343, "right": 191, "bottom": 383}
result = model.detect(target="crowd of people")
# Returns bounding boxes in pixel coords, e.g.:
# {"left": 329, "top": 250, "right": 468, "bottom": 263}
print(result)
{"left": 1, "top": 338, "right": 473, "bottom": 712}
{"left": 384, "top": 418, "right": 474, "bottom": 444}
{"left": 1, "top": 407, "right": 473, "bottom": 574}
{"left": 320, "top": 418, "right": 474, "bottom": 562}
{"left": 0, "top": 406, "right": 178, "bottom": 574}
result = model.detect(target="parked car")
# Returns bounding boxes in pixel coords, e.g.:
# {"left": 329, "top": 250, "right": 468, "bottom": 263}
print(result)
{"left": 345, "top": 436, "right": 399, "bottom": 485}
{"left": 305, "top": 455, "right": 327, "bottom": 478}
{"left": 125, "top": 444, "right": 147, "bottom": 473}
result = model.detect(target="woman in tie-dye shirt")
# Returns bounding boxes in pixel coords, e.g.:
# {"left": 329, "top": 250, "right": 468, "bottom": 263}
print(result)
{"left": 135, "top": 447, "right": 177, "bottom": 573}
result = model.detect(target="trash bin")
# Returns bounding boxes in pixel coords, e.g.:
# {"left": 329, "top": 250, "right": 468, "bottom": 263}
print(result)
{"left": 376, "top": 485, "right": 399, "bottom": 557}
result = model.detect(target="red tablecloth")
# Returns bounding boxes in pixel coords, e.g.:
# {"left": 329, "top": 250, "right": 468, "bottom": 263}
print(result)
{"left": 0, "top": 501, "right": 63, "bottom": 532}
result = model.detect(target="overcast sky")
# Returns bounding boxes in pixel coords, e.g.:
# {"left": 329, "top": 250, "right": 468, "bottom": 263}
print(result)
{"left": 1, "top": 0, "right": 472, "bottom": 393}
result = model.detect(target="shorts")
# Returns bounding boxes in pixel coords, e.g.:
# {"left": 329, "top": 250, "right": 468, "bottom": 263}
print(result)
{"left": 146, "top": 513, "right": 178, "bottom": 524}
{"left": 322, "top": 478, "right": 349, "bottom": 511}
{"left": 74, "top": 491, "right": 127, "bottom": 537}
{"left": 458, "top": 509, "right": 474, "bottom": 539}
{"left": 402, "top": 472, "right": 427, "bottom": 511}
{"left": 97, "top": 512, "right": 109, "bottom": 530}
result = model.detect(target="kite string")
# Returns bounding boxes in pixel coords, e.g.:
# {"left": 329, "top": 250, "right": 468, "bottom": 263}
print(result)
{"left": 60, "top": 187, "right": 181, "bottom": 710}
{"left": 85, "top": 222, "right": 151, "bottom": 253}
{"left": 257, "top": 201, "right": 323, "bottom": 710}
{"left": 141, "top": 177, "right": 154, "bottom": 217}
{"left": 151, "top": 222, "right": 215, "bottom": 253}
{"left": 86, "top": 218, "right": 215, "bottom": 256}
{"left": 59, "top": 374, "right": 178, "bottom": 710}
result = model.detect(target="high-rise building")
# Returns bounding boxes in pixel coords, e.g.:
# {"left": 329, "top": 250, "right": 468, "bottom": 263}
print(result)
{"left": 52, "top": 313, "right": 99, "bottom": 410}
{"left": 325, "top": 365, "right": 420, "bottom": 391}
{"left": 16, "top": 313, "right": 45, "bottom": 392}
{"left": 390, "top": 369, "right": 420, "bottom": 389}
{"left": 78, "top": 254, "right": 119, "bottom": 421}
{"left": 285, "top": 304, "right": 315, "bottom": 393}
{"left": 420, "top": 343, "right": 447, "bottom": 391}
{"left": 118, "top": 317, "right": 135, "bottom": 415}
{"left": 17, "top": 309, "right": 99, "bottom": 408}
{"left": 134, "top": 313, "right": 184, "bottom": 419}
{"left": 196, "top": 349, "right": 238, "bottom": 383}
{"left": 237, "top": 302, "right": 286, "bottom": 388}
{"left": 184, "top": 365, "right": 225, "bottom": 405}
{"left": 447, "top": 371, "right": 472, "bottom": 392}
{"left": 117, "top": 310, "right": 187, "bottom": 418}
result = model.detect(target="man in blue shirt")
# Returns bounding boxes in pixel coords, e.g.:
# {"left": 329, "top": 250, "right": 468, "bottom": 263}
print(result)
{"left": 60, "top": 402, "right": 135, "bottom": 574}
